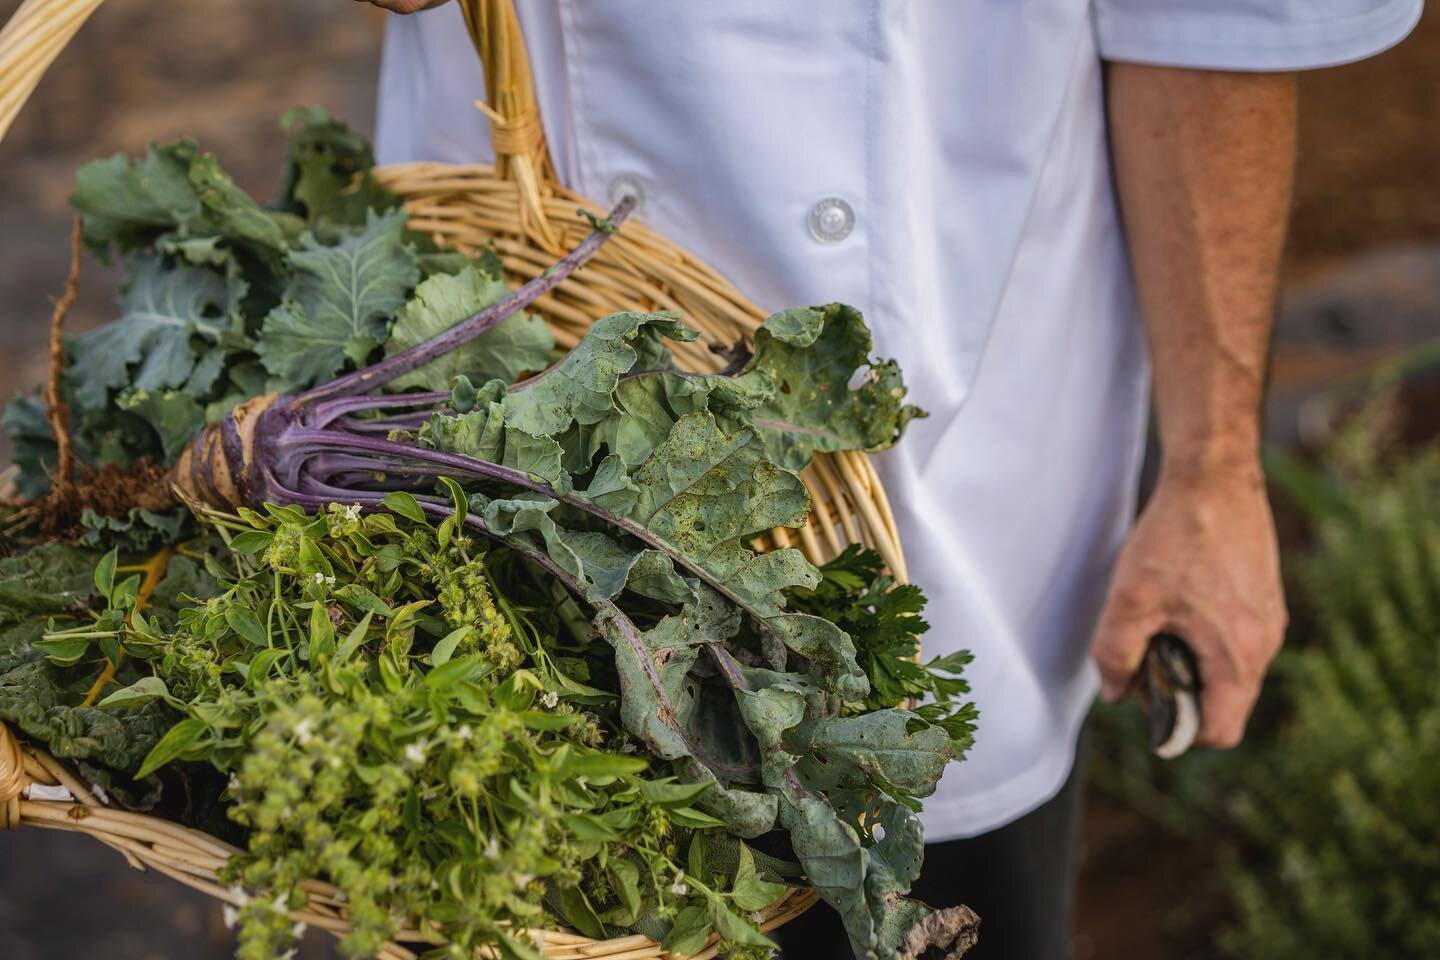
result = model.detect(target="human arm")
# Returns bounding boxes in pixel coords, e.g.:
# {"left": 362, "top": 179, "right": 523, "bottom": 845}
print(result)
{"left": 1092, "top": 64, "right": 1295, "bottom": 748}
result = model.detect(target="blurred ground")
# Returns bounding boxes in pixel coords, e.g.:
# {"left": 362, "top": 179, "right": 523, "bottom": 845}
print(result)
{"left": 1, "top": 2, "right": 1438, "bottom": 958}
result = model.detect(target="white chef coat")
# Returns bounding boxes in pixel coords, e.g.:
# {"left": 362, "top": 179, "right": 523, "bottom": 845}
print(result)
{"left": 375, "top": 0, "right": 1422, "bottom": 841}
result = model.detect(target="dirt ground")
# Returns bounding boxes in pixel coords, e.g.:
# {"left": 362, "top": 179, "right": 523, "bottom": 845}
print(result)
{"left": 1, "top": 2, "right": 1438, "bottom": 958}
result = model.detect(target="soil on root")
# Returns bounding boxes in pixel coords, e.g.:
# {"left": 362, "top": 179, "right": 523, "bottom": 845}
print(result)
{"left": 3, "top": 459, "right": 177, "bottom": 542}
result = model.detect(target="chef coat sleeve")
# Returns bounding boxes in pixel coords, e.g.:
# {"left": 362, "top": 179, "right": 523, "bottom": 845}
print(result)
{"left": 1092, "top": 0, "right": 1423, "bottom": 70}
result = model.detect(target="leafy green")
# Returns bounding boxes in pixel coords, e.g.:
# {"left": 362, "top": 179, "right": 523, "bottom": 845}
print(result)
{"left": 79, "top": 507, "right": 191, "bottom": 554}
{"left": 419, "top": 309, "right": 964, "bottom": 959}
{"left": 70, "top": 139, "right": 289, "bottom": 259}
{"left": 256, "top": 210, "right": 419, "bottom": 388}
{"left": 66, "top": 256, "right": 234, "bottom": 410}
{"left": 382, "top": 260, "right": 552, "bottom": 392}
{"left": 2, "top": 395, "right": 60, "bottom": 498}
{"left": 736, "top": 303, "right": 925, "bottom": 470}
{"left": 0, "top": 543, "right": 216, "bottom": 805}
{"left": 270, "top": 106, "right": 398, "bottom": 231}
{"left": 116, "top": 388, "right": 207, "bottom": 462}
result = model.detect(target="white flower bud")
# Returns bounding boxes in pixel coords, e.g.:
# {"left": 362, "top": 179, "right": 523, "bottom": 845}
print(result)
{"left": 293, "top": 718, "right": 315, "bottom": 746}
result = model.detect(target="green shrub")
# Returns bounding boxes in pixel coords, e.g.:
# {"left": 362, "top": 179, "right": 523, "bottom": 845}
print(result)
{"left": 1086, "top": 409, "right": 1440, "bottom": 958}
{"left": 1221, "top": 434, "right": 1440, "bottom": 958}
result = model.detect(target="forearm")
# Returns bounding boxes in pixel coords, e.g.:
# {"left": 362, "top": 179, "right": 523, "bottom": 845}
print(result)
{"left": 1093, "top": 65, "right": 1293, "bottom": 744}
{"left": 1106, "top": 64, "right": 1297, "bottom": 481}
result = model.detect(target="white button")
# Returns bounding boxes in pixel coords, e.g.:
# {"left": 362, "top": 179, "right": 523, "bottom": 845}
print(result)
{"left": 607, "top": 174, "right": 647, "bottom": 212}
{"left": 808, "top": 197, "right": 854, "bottom": 244}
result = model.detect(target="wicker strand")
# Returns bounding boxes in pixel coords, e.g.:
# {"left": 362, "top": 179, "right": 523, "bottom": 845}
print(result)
{"left": 0, "top": 721, "right": 23, "bottom": 829}
{"left": 0, "top": 0, "right": 103, "bottom": 144}
{"left": 459, "top": 0, "right": 563, "bottom": 252}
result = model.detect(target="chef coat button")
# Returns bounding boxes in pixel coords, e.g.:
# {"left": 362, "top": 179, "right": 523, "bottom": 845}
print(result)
{"left": 808, "top": 197, "right": 855, "bottom": 244}
{"left": 607, "top": 173, "right": 647, "bottom": 212}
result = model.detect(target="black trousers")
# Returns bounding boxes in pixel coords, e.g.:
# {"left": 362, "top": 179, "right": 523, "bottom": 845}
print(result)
{"left": 776, "top": 750, "right": 1085, "bottom": 960}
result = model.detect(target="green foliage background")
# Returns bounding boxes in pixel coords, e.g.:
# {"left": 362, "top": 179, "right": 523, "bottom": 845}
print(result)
{"left": 1089, "top": 411, "right": 1440, "bottom": 958}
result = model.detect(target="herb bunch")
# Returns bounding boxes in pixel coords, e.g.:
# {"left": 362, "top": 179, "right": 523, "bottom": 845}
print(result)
{"left": 44, "top": 504, "right": 790, "bottom": 959}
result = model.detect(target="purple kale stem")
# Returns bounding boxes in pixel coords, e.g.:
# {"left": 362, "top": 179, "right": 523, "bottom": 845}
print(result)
{"left": 335, "top": 412, "right": 441, "bottom": 434}
{"left": 707, "top": 643, "right": 750, "bottom": 691}
{"left": 302, "top": 456, "right": 443, "bottom": 491}
{"left": 293, "top": 197, "right": 636, "bottom": 407}
{"left": 274, "top": 426, "right": 778, "bottom": 630}
{"left": 278, "top": 429, "right": 508, "bottom": 488}
{"left": 310, "top": 391, "right": 451, "bottom": 427}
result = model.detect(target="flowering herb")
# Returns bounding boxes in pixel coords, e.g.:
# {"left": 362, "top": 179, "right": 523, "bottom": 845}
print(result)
{"left": 42, "top": 506, "right": 793, "bottom": 959}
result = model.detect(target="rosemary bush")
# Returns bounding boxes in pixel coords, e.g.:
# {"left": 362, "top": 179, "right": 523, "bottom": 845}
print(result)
{"left": 1221, "top": 431, "right": 1440, "bottom": 958}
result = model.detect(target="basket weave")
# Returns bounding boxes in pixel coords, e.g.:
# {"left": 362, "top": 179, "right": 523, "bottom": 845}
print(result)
{"left": 0, "top": 0, "right": 912, "bottom": 956}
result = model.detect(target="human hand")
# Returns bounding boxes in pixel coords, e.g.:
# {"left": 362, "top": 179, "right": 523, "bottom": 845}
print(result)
{"left": 352, "top": 0, "right": 451, "bottom": 14}
{"left": 1091, "top": 463, "right": 1287, "bottom": 748}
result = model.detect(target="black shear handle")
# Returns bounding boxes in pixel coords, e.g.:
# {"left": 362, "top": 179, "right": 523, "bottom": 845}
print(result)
{"left": 1138, "top": 632, "right": 1202, "bottom": 759}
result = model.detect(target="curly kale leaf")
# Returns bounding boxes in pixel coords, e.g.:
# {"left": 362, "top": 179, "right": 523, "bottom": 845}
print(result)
{"left": 422, "top": 307, "right": 954, "bottom": 959}
{"left": 733, "top": 303, "right": 926, "bottom": 471}
{"left": 70, "top": 139, "right": 290, "bottom": 260}
{"left": 256, "top": 209, "right": 420, "bottom": 388}
{"left": 383, "top": 260, "right": 553, "bottom": 392}
{"left": 271, "top": 105, "right": 399, "bottom": 231}
{"left": 79, "top": 508, "right": 192, "bottom": 555}
{"left": 66, "top": 255, "right": 236, "bottom": 410}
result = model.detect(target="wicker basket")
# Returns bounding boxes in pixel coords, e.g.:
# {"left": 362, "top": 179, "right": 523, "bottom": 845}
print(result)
{"left": 0, "top": 1, "right": 911, "bottom": 957}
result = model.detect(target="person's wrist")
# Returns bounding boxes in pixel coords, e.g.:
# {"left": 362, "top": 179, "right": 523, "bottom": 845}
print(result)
{"left": 1156, "top": 434, "right": 1265, "bottom": 491}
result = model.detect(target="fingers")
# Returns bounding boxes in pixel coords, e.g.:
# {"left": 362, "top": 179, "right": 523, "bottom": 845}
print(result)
{"left": 1193, "top": 616, "right": 1284, "bottom": 748}
{"left": 357, "top": 0, "right": 452, "bottom": 13}
{"left": 1090, "top": 583, "right": 1164, "bottom": 704}
{"left": 1196, "top": 675, "right": 1258, "bottom": 748}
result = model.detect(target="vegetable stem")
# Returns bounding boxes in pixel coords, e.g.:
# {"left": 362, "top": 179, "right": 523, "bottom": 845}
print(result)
{"left": 78, "top": 545, "right": 174, "bottom": 707}
{"left": 293, "top": 197, "right": 635, "bottom": 406}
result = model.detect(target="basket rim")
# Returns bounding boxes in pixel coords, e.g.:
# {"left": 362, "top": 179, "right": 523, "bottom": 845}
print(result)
{"left": 0, "top": 718, "right": 820, "bottom": 959}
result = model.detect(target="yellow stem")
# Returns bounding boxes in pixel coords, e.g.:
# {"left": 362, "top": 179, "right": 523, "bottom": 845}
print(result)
{"left": 79, "top": 545, "right": 174, "bottom": 707}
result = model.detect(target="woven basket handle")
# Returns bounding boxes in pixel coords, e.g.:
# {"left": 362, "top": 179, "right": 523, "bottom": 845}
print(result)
{"left": 458, "top": 0, "right": 564, "bottom": 251}
{"left": 0, "top": 0, "right": 104, "bottom": 145}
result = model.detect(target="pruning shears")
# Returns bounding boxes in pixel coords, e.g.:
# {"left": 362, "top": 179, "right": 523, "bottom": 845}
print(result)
{"left": 1138, "top": 632, "right": 1202, "bottom": 759}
